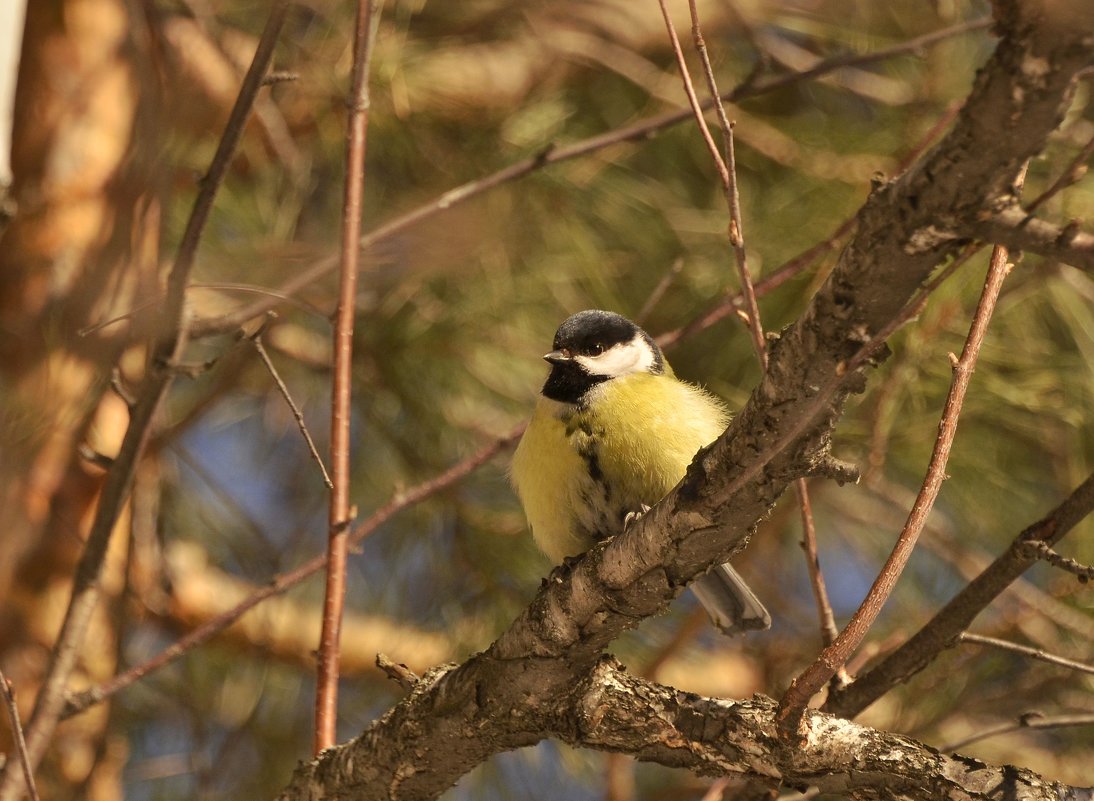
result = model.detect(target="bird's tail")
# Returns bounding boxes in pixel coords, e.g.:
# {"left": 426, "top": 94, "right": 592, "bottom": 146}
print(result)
{"left": 690, "top": 563, "right": 771, "bottom": 636}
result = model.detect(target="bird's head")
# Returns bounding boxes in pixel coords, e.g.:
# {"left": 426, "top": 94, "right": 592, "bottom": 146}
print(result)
{"left": 541, "top": 310, "right": 665, "bottom": 403}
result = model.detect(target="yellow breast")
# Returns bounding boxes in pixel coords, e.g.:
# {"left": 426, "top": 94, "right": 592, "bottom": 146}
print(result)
{"left": 511, "top": 373, "right": 728, "bottom": 564}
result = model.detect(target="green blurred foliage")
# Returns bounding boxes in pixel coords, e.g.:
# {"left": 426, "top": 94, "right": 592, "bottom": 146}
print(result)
{"left": 112, "top": 0, "right": 1094, "bottom": 797}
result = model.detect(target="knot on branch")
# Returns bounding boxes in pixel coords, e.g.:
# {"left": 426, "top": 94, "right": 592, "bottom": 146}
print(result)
{"left": 376, "top": 653, "right": 419, "bottom": 691}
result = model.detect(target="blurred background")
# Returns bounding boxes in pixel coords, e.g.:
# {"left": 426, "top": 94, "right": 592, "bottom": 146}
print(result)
{"left": 0, "top": 0, "right": 1091, "bottom": 799}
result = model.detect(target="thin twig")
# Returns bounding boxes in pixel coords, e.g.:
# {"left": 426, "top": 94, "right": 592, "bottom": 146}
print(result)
{"left": 941, "top": 712, "right": 1094, "bottom": 753}
{"left": 864, "top": 477, "right": 1094, "bottom": 642}
{"left": 249, "top": 331, "right": 333, "bottom": 489}
{"left": 656, "top": 0, "right": 729, "bottom": 185}
{"left": 0, "top": 673, "right": 40, "bottom": 801}
{"left": 658, "top": 98, "right": 964, "bottom": 352}
{"left": 0, "top": 7, "right": 290, "bottom": 797}
{"left": 958, "top": 633, "right": 1094, "bottom": 676}
{"left": 655, "top": 237, "right": 829, "bottom": 350}
{"left": 671, "top": 8, "right": 824, "bottom": 683}
{"left": 1020, "top": 540, "right": 1094, "bottom": 581}
{"left": 679, "top": 6, "right": 839, "bottom": 696}
{"left": 61, "top": 427, "right": 522, "bottom": 720}
{"left": 191, "top": 282, "right": 329, "bottom": 320}
{"left": 315, "top": 0, "right": 380, "bottom": 753}
{"left": 76, "top": 298, "right": 158, "bottom": 336}
{"left": 675, "top": 5, "right": 840, "bottom": 694}
{"left": 263, "top": 70, "right": 299, "bottom": 86}
{"left": 795, "top": 481, "right": 840, "bottom": 649}
{"left": 777, "top": 243, "right": 1012, "bottom": 737}
{"left": 78, "top": 281, "right": 329, "bottom": 337}
{"left": 826, "top": 471, "right": 1094, "bottom": 718}
{"left": 685, "top": 0, "right": 767, "bottom": 366}
{"left": 188, "top": 18, "right": 989, "bottom": 339}
{"left": 721, "top": 118, "right": 767, "bottom": 362}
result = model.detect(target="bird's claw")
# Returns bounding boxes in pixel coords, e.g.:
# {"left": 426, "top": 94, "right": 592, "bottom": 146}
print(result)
{"left": 622, "top": 504, "right": 653, "bottom": 531}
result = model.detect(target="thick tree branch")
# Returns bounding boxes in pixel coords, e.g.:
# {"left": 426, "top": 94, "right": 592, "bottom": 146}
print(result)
{"left": 277, "top": 659, "right": 1092, "bottom": 801}
{"left": 569, "top": 661, "right": 1087, "bottom": 801}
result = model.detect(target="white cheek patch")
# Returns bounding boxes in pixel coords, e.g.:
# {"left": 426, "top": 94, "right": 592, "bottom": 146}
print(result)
{"left": 575, "top": 334, "right": 655, "bottom": 377}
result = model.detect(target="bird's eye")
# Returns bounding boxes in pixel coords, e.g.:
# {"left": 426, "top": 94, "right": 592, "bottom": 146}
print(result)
{"left": 590, "top": 343, "right": 604, "bottom": 355}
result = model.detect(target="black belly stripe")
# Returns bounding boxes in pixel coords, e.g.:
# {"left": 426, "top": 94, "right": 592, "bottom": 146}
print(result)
{"left": 582, "top": 448, "right": 605, "bottom": 486}
{"left": 559, "top": 407, "right": 618, "bottom": 529}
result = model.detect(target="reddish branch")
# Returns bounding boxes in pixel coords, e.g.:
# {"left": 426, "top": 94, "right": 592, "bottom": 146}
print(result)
{"left": 796, "top": 480, "right": 840, "bottom": 648}
{"left": 315, "top": 0, "right": 379, "bottom": 753}
{"left": 777, "top": 243, "right": 1013, "bottom": 736}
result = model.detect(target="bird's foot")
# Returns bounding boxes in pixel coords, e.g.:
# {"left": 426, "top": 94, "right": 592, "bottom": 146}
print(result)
{"left": 622, "top": 504, "right": 653, "bottom": 531}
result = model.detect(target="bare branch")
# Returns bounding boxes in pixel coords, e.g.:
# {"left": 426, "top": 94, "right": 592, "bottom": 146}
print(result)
{"left": 635, "top": 257, "right": 683, "bottom": 326}
{"left": 249, "top": 326, "right": 333, "bottom": 489}
{"left": 958, "top": 633, "right": 1094, "bottom": 676}
{"left": 1019, "top": 540, "right": 1094, "bottom": 580}
{"left": 777, "top": 243, "right": 1012, "bottom": 735}
{"left": 684, "top": 2, "right": 767, "bottom": 367}
{"left": 654, "top": 0, "right": 729, "bottom": 185}
{"left": 315, "top": 0, "right": 381, "bottom": 752}
{"left": 1027, "top": 131, "right": 1094, "bottom": 211}
{"left": 796, "top": 480, "right": 840, "bottom": 650}
{"left": 941, "top": 711, "right": 1094, "bottom": 753}
{"left": 375, "top": 654, "right": 419, "bottom": 691}
{"left": 974, "top": 205, "right": 1094, "bottom": 270}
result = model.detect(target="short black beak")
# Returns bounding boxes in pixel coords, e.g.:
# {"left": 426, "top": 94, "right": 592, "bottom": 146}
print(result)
{"left": 543, "top": 349, "right": 571, "bottom": 365}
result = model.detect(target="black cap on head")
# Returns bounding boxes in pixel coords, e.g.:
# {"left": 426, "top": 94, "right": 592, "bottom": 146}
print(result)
{"left": 552, "top": 310, "right": 639, "bottom": 356}
{"left": 541, "top": 310, "right": 664, "bottom": 403}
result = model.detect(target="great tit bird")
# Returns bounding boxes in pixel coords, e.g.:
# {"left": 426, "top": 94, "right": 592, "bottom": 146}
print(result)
{"left": 511, "top": 309, "right": 770, "bottom": 636}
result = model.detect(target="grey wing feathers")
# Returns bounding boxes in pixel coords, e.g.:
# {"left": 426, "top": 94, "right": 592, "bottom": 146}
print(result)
{"left": 690, "top": 562, "right": 771, "bottom": 636}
